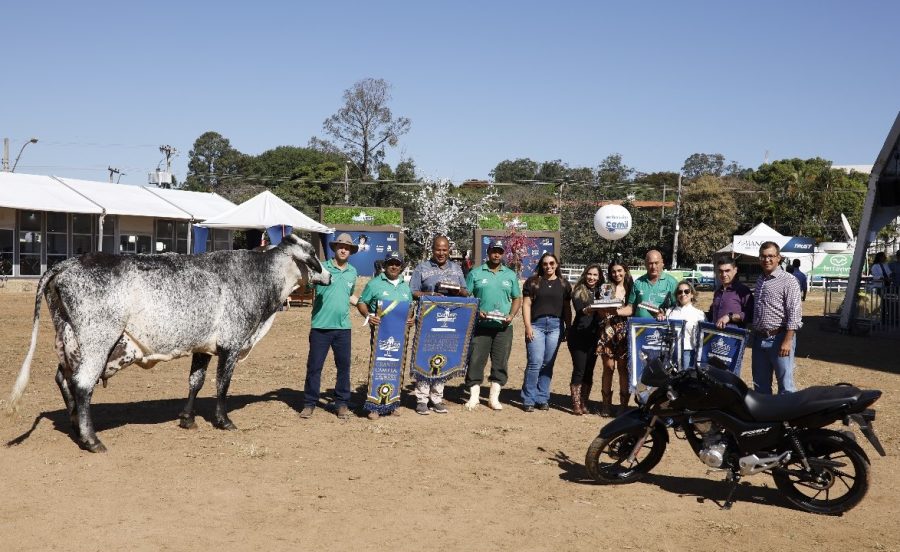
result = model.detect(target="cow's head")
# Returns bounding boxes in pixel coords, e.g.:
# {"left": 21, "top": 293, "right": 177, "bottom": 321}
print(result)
{"left": 281, "top": 234, "right": 331, "bottom": 286}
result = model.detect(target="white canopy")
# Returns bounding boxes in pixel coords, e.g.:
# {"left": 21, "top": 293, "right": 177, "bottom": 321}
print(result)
{"left": 0, "top": 173, "right": 103, "bottom": 214}
{"left": 200, "top": 190, "right": 334, "bottom": 233}
{"left": 143, "top": 187, "right": 237, "bottom": 221}
{"left": 57, "top": 177, "right": 192, "bottom": 219}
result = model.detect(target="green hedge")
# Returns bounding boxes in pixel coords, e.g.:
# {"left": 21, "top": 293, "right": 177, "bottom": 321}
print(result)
{"left": 479, "top": 213, "right": 560, "bottom": 231}
{"left": 321, "top": 206, "right": 402, "bottom": 226}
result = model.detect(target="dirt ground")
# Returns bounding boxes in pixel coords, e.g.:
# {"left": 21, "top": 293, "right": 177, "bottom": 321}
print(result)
{"left": 0, "top": 287, "right": 898, "bottom": 551}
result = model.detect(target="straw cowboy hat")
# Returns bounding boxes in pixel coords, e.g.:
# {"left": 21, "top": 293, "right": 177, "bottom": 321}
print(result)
{"left": 329, "top": 233, "right": 359, "bottom": 254}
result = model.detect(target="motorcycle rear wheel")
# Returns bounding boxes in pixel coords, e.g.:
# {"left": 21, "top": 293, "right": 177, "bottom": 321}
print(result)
{"left": 772, "top": 431, "right": 869, "bottom": 515}
{"left": 585, "top": 425, "right": 667, "bottom": 484}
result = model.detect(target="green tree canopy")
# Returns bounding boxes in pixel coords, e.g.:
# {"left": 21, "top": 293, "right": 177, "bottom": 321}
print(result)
{"left": 678, "top": 175, "right": 738, "bottom": 266}
{"left": 184, "top": 131, "right": 248, "bottom": 192}
{"left": 490, "top": 158, "right": 539, "bottom": 183}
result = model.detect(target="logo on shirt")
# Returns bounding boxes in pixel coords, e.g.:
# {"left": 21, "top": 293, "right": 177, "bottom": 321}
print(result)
{"left": 502, "top": 280, "right": 511, "bottom": 287}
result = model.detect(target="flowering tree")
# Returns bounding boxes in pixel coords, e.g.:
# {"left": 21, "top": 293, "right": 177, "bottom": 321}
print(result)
{"left": 406, "top": 179, "right": 498, "bottom": 259}
{"left": 499, "top": 216, "right": 538, "bottom": 275}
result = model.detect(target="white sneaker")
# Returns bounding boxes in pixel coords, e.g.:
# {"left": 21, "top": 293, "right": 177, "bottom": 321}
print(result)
{"left": 489, "top": 382, "right": 503, "bottom": 410}
{"left": 464, "top": 384, "right": 480, "bottom": 411}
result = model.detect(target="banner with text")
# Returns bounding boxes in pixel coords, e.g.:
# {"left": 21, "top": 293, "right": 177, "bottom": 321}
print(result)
{"left": 364, "top": 300, "right": 412, "bottom": 414}
{"left": 410, "top": 296, "right": 479, "bottom": 384}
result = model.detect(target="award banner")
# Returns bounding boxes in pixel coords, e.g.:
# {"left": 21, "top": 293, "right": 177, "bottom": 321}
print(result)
{"left": 364, "top": 300, "right": 412, "bottom": 414}
{"left": 697, "top": 322, "right": 748, "bottom": 375}
{"left": 411, "top": 296, "right": 479, "bottom": 383}
{"left": 627, "top": 318, "right": 684, "bottom": 392}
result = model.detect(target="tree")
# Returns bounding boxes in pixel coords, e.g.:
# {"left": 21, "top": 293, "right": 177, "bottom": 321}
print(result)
{"left": 394, "top": 158, "right": 418, "bottom": 182}
{"left": 682, "top": 153, "right": 726, "bottom": 180}
{"left": 490, "top": 158, "right": 538, "bottom": 183}
{"left": 405, "top": 180, "right": 498, "bottom": 260}
{"left": 678, "top": 175, "right": 738, "bottom": 266}
{"left": 317, "top": 78, "right": 411, "bottom": 179}
{"left": 184, "top": 131, "right": 247, "bottom": 192}
{"left": 536, "top": 159, "right": 568, "bottom": 182}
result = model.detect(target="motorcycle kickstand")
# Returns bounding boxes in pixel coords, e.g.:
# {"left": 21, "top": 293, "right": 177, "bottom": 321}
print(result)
{"left": 721, "top": 472, "right": 741, "bottom": 510}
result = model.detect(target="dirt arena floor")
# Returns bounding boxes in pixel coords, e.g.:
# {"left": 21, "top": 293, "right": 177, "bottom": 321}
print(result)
{"left": 1, "top": 285, "right": 898, "bottom": 551}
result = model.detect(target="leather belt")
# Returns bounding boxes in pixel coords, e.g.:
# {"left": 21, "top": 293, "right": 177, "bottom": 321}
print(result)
{"left": 758, "top": 327, "right": 785, "bottom": 338}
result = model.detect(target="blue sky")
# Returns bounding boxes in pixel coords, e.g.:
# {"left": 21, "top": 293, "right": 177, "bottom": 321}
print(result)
{"left": 3, "top": 1, "right": 898, "bottom": 185}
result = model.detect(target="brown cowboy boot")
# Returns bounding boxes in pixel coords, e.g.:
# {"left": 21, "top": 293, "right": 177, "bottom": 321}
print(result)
{"left": 601, "top": 391, "right": 614, "bottom": 417}
{"left": 570, "top": 384, "right": 584, "bottom": 415}
{"left": 581, "top": 382, "right": 593, "bottom": 414}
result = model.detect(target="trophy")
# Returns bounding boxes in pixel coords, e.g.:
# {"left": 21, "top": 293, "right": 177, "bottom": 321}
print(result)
{"left": 638, "top": 301, "right": 661, "bottom": 314}
{"left": 588, "top": 283, "right": 623, "bottom": 310}
{"left": 436, "top": 281, "right": 462, "bottom": 295}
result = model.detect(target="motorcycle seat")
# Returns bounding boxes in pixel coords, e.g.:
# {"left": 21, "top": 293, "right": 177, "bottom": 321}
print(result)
{"left": 744, "top": 385, "right": 861, "bottom": 422}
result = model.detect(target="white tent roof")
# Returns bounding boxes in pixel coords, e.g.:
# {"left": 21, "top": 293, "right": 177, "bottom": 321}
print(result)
{"left": 56, "top": 177, "right": 192, "bottom": 219}
{"left": 742, "top": 222, "right": 781, "bottom": 236}
{"left": 143, "top": 187, "right": 236, "bottom": 221}
{"left": 0, "top": 172, "right": 103, "bottom": 214}
{"left": 200, "top": 190, "right": 334, "bottom": 233}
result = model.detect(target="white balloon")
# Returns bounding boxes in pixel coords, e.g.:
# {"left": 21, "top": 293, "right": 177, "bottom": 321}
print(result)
{"left": 594, "top": 205, "right": 633, "bottom": 241}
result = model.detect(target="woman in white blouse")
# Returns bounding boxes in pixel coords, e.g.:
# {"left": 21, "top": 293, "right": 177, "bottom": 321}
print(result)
{"left": 666, "top": 280, "right": 706, "bottom": 369}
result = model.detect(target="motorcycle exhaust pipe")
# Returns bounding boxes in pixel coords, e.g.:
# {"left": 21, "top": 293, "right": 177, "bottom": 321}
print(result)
{"left": 738, "top": 451, "right": 791, "bottom": 475}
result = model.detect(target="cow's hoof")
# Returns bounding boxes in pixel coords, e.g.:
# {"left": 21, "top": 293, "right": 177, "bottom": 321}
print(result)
{"left": 178, "top": 417, "right": 197, "bottom": 430}
{"left": 213, "top": 418, "right": 237, "bottom": 431}
{"left": 82, "top": 441, "right": 107, "bottom": 453}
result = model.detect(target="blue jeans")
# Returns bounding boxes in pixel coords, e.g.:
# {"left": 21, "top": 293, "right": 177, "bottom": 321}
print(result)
{"left": 304, "top": 328, "right": 352, "bottom": 408}
{"left": 751, "top": 331, "right": 796, "bottom": 394}
{"left": 521, "top": 316, "right": 562, "bottom": 406}
{"left": 681, "top": 349, "right": 696, "bottom": 371}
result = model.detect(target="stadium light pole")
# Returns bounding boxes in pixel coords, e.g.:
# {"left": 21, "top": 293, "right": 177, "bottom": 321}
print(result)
{"left": 11, "top": 137, "right": 39, "bottom": 172}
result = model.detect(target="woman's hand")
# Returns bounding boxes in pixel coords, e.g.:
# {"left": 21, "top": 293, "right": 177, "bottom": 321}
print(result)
{"left": 525, "top": 325, "right": 534, "bottom": 342}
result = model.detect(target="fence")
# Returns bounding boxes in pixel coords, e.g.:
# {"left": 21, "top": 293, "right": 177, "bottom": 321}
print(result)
{"left": 823, "top": 277, "right": 899, "bottom": 334}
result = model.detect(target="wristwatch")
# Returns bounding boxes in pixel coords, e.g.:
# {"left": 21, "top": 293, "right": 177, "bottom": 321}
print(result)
{"left": 728, "top": 312, "right": 734, "bottom": 322}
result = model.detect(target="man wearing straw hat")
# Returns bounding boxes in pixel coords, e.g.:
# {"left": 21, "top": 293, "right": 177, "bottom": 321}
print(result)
{"left": 300, "top": 233, "right": 359, "bottom": 420}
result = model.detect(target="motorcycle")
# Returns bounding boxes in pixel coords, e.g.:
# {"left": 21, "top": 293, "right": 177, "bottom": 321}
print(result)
{"left": 585, "top": 323, "right": 886, "bottom": 515}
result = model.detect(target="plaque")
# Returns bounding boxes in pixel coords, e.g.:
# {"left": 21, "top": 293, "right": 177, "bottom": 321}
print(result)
{"left": 638, "top": 302, "right": 661, "bottom": 314}
{"left": 483, "top": 310, "right": 508, "bottom": 322}
{"left": 436, "top": 281, "right": 462, "bottom": 294}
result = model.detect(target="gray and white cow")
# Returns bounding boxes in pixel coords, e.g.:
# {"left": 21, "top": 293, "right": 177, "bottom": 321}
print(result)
{"left": 7, "top": 234, "right": 330, "bottom": 452}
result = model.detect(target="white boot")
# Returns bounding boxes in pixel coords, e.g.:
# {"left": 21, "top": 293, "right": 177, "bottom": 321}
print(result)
{"left": 464, "top": 384, "right": 480, "bottom": 411}
{"left": 488, "top": 382, "right": 503, "bottom": 410}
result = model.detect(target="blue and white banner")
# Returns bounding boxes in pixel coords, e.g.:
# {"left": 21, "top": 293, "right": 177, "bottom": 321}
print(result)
{"left": 410, "top": 297, "right": 479, "bottom": 383}
{"left": 364, "top": 300, "right": 411, "bottom": 414}
{"left": 627, "top": 318, "right": 684, "bottom": 392}
{"left": 697, "top": 322, "right": 748, "bottom": 375}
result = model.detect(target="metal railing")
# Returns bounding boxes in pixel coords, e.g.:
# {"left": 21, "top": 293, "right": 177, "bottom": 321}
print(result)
{"left": 823, "top": 277, "right": 899, "bottom": 334}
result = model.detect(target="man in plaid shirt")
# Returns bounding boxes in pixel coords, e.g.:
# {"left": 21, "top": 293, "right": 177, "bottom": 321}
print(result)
{"left": 751, "top": 241, "right": 803, "bottom": 394}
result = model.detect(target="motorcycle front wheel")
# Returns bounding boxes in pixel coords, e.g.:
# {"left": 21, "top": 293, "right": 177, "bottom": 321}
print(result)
{"left": 585, "top": 425, "right": 667, "bottom": 484}
{"left": 772, "top": 430, "right": 870, "bottom": 515}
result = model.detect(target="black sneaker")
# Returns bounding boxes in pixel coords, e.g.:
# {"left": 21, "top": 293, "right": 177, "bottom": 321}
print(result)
{"left": 523, "top": 404, "right": 535, "bottom": 413}
{"left": 415, "top": 403, "right": 430, "bottom": 415}
{"left": 431, "top": 402, "right": 449, "bottom": 414}
{"left": 536, "top": 403, "right": 550, "bottom": 411}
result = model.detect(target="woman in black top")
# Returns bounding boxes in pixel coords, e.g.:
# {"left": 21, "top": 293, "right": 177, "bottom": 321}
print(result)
{"left": 521, "top": 252, "right": 572, "bottom": 411}
{"left": 567, "top": 264, "right": 604, "bottom": 415}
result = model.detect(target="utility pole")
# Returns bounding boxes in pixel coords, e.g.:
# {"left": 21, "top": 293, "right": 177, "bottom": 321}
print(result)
{"left": 2, "top": 138, "right": 9, "bottom": 171}
{"left": 344, "top": 161, "right": 350, "bottom": 204}
{"left": 108, "top": 166, "right": 121, "bottom": 183}
{"left": 160, "top": 144, "right": 177, "bottom": 172}
{"left": 671, "top": 173, "right": 683, "bottom": 269}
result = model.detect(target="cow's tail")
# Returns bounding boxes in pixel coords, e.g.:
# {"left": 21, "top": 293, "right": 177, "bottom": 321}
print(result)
{"left": 7, "top": 264, "right": 62, "bottom": 411}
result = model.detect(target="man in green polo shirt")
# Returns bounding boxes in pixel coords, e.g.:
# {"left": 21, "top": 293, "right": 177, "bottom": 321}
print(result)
{"left": 356, "top": 250, "right": 414, "bottom": 419}
{"left": 463, "top": 239, "right": 522, "bottom": 411}
{"left": 301, "top": 233, "right": 358, "bottom": 420}
{"left": 617, "top": 249, "right": 677, "bottom": 320}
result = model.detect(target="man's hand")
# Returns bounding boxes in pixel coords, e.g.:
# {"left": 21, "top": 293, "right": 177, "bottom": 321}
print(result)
{"left": 716, "top": 314, "right": 730, "bottom": 329}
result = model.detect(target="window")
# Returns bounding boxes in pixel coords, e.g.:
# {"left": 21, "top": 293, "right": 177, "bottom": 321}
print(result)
{"left": 155, "top": 220, "right": 176, "bottom": 253}
{"left": 176, "top": 222, "right": 189, "bottom": 254}
{"left": 72, "top": 213, "right": 93, "bottom": 256}
{"left": 120, "top": 234, "right": 153, "bottom": 255}
{"left": 18, "top": 210, "right": 42, "bottom": 276}
{"left": 213, "top": 229, "right": 231, "bottom": 251}
{"left": 0, "top": 229, "right": 12, "bottom": 275}
{"left": 46, "top": 212, "right": 67, "bottom": 269}
{"left": 100, "top": 216, "right": 116, "bottom": 254}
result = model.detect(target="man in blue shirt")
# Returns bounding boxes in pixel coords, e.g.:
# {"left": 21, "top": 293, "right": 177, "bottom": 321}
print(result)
{"left": 791, "top": 259, "right": 808, "bottom": 301}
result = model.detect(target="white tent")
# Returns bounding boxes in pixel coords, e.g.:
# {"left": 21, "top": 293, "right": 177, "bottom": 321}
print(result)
{"left": 200, "top": 190, "right": 334, "bottom": 233}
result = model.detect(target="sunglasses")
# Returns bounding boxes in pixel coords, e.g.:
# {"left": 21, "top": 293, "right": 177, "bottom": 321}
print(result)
{"left": 677, "top": 289, "right": 692, "bottom": 295}
{"left": 542, "top": 261, "right": 557, "bottom": 267}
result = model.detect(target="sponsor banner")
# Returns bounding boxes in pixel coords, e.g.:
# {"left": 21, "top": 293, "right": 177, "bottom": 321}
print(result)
{"left": 697, "top": 322, "right": 748, "bottom": 375}
{"left": 627, "top": 318, "right": 684, "bottom": 392}
{"left": 323, "top": 230, "right": 401, "bottom": 277}
{"left": 478, "top": 234, "right": 556, "bottom": 279}
{"left": 811, "top": 253, "right": 853, "bottom": 279}
{"left": 364, "top": 300, "right": 411, "bottom": 414}
{"left": 410, "top": 297, "right": 479, "bottom": 383}
{"left": 732, "top": 234, "right": 816, "bottom": 256}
